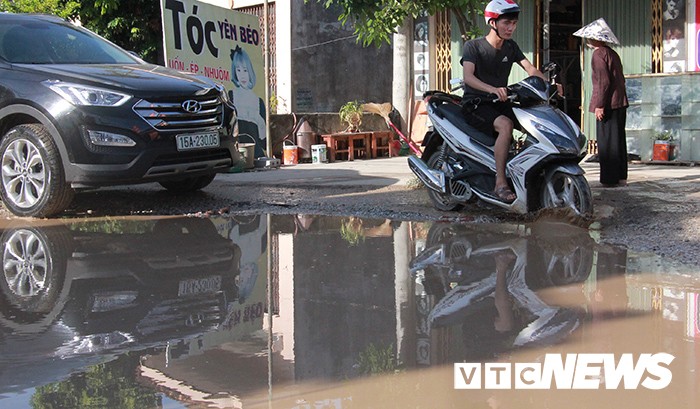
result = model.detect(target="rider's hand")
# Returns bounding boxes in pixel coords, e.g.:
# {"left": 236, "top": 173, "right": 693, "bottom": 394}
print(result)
{"left": 492, "top": 87, "right": 509, "bottom": 102}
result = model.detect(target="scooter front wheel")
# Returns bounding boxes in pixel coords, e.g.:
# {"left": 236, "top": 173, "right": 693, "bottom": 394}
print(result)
{"left": 426, "top": 154, "right": 463, "bottom": 212}
{"left": 539, "top": 172, "right": 592, "bottom": 216}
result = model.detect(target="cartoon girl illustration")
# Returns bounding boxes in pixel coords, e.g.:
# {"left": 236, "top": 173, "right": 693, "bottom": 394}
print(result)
{"left": 230, "top": 46, "right": 266, "bottom": 157}
{"left": 236, "top": 262, "right": 259, "bottom": 303}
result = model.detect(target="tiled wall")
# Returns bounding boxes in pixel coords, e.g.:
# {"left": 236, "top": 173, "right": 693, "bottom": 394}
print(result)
{"left": 625, "top": 73, "right": 700, "bottom": 161}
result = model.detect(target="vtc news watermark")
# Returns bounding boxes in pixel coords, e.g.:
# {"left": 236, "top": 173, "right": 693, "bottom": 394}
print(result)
{"left": 455, "top": 353, "right": 675, "bottom": 390}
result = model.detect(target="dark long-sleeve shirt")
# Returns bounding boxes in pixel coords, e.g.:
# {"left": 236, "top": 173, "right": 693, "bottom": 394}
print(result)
{"left": 589, "top": 45, "right": 628, "bottom": 112}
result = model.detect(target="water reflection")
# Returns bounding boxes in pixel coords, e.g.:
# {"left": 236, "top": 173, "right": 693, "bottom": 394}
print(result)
{"left": 0, "top": 216, "right": 265, "bottom": 405}
{"left": 0, "top": 215, "right": 698, "bottom": 408}
{"left": 410, "top": 222, "right": 593, "bottom": 363}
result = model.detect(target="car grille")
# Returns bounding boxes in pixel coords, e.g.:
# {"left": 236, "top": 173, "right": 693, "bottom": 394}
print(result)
{"left": 152, "top": 149, "right": 231, "bottom": 167}
{"left": 133, "top": 93, "right": 224, "bottom": 132}
{"left": 136, "top": 296, "right": 223, "bottom": 338}
{"left": 146, "top": 148, "right": 232, "bottom": 177}
{"left": 142, "top": 248, "right": 234, "bottom": 270}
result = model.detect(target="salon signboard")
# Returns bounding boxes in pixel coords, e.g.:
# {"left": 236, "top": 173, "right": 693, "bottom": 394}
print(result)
{"left": 160, "top": 0, "right": 267, "bottom": 156}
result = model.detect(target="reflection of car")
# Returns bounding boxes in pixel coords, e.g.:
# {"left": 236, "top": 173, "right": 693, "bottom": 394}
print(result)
{"left": 0, "top": 13, "right": 239, "bottom": 217}
{"left": 0, "top": 217, "right": 240, "bottom": 394}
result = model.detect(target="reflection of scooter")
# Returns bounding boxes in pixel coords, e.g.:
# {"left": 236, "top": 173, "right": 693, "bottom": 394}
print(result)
{"left": 410, "top": 223, "right": 593, "bottom": 358}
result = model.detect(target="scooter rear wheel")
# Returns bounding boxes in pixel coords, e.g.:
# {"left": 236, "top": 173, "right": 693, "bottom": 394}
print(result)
{"left": 539, "top": 172, "right": 592, "bottom": 216}
{"left": 426, "top": 154, "right": 463, "bottom": 212}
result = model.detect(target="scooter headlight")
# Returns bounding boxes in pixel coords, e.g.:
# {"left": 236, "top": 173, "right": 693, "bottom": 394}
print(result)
{"left": 560, "top": 112, "right": 588, "bottom": 155}
{"left": 532, "top": 123, "right": 580, "bottom": 155}
{"left": 576, "top": 131, "right": 588, "bottom": 155}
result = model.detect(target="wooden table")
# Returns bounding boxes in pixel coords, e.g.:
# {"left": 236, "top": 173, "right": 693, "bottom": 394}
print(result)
{"left": 320, "top": 132, "right": 371, "bottom": 162}
{"left": 369, "top": 130, "right": 395, "bottom": 158}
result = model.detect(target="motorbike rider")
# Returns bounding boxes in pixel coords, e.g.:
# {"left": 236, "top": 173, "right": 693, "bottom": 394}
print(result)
{"left": 461, "top": 0, "right": 557, "bottom": 203}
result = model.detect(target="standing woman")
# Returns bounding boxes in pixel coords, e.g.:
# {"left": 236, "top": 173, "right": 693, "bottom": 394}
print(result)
{"left": 574, "top": 19, "right": 629, "bottom": 187}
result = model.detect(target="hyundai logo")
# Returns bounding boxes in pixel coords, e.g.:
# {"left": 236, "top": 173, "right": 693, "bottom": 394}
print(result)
{"left": 182, "top": 100, "right": 202, "bottom": 113}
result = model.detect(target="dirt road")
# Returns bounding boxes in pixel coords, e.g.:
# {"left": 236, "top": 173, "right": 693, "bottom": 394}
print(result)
{"left": 2, "top": 157, "right": 699, "bottom": 267}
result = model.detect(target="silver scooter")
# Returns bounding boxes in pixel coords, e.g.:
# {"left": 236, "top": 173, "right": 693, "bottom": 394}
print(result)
{"left": 408, "top": 63, "right": 592, "bottom": 216}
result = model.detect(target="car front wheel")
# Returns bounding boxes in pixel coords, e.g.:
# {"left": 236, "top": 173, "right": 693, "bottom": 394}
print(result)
{"left": 0, "top": 124, "right": 74, "bottom": 217}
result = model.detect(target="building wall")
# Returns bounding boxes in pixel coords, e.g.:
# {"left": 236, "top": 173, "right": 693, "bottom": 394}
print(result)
{"left": 290, "top": 0, "right": 393, "bottom": 112}
{"left": 227, "top": 0, "right": 700, "bottom": 160}
{"left": 582, "top": 0, "right": 700, "bottom": 161}
{"left": 625, "top": 73, "right": 700, "bottom": 161}
{"left": 293, "top": 230, "right": 397, "bottom": 380}
{"left": 226, "top": 0, "right": 392, "bottom": 114}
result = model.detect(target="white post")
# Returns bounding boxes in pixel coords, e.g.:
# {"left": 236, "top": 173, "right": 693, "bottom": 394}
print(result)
{"left": 392, "top": 18, "right": 413, "bottom": 137}
{"left": 393, "top": 222, "right": 411, "bottom": 366}
{"left": 264, "top": 0, "right": 271, "bottom": 157}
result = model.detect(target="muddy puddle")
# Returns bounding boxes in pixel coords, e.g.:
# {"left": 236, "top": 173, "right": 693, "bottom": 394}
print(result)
{"left": 0, "top": 214, "right": 698, "bottom": 408}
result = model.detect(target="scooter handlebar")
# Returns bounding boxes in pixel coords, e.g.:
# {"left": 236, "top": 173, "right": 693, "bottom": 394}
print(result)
{"left": 450, "top": 78, "right": 466, "bottom": 92}
{"left": 486, "top": 92, "right": 517, "bottom": 103}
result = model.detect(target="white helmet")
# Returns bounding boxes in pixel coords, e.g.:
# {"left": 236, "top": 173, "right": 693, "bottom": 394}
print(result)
{"left": 484, "top": 0, "right": 521, "bottom": 25}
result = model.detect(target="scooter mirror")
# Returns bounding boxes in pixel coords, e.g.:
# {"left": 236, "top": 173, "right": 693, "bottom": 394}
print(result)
{"left": 542, "top": 61, "right": 559, "bottom": 73}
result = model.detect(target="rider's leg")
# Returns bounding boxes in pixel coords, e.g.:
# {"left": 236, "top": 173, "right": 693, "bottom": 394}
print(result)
{"left": 493, "top": 115, "right": 514, "bottom": 194}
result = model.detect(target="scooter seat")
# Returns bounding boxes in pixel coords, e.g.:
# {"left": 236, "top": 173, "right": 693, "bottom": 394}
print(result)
{"left": 436, "top": 103, "right": 496, "bottom": 147}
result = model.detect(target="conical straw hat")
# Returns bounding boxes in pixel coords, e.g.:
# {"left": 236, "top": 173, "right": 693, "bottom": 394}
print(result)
{"left": 573, "top": 18, "right": 620, "bottom": 45}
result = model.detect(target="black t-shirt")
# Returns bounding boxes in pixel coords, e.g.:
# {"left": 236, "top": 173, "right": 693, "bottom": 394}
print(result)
{"left": 461, "top": 37, "right": 526, "bottom": 98}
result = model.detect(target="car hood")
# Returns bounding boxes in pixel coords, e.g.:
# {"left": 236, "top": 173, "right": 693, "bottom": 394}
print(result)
{"left": 22, "top": 63, "right": 220, "bottom": 98}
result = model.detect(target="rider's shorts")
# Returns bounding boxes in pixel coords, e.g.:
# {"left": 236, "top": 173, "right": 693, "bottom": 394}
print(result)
{"left": 462, "top": 100, "right": 518, "bottom": 137}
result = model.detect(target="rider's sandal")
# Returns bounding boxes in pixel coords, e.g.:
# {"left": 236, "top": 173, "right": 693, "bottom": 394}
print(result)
{"left": 494, "top": 186, "right": 516, "bottom": 203}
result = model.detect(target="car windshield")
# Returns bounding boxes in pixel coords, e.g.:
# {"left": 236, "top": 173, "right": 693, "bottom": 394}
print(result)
{"left": 0, "top": 18, "right": 139, "bottom": 64}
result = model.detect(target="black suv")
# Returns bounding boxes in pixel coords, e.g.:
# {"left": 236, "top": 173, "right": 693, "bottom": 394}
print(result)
{"left": 0, "top": 13, "right": 239, "bottom": 217}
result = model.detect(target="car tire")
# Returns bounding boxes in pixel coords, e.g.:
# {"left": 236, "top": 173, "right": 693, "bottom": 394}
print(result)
{"left": 159, "top": 173, "right": 216, "bottom": 193}
{"left": 0, "top": 224, "right": 71, "bottom": 331}
{"left": 0, "top": 124, "right": 74, "bottom": 217}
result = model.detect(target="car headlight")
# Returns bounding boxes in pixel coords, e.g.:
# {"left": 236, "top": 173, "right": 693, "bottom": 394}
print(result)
{"left": 44, "top": 81, "right": 131, "bottom": 107}
{"left": 214, "top": 83, "right": 227, "bottom": 99}
{"left": 216, "top": 84, "right": 236, "bottom": 109}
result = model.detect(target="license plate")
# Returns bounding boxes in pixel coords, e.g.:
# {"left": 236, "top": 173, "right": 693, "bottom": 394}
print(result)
{"left": 176, "top": 132, "right": 219, "bottom": 151}
{"left": 178, "top": 276, "right": 221, "bottom": 296}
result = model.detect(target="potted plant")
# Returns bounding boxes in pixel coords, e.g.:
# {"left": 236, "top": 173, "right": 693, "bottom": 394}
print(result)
{"left": 652, "top": 130, "right": 676, "bottom": 161}
{"left": 339, "top": 100, "right": 363, "bottom": 132}
{"left": 340, "top": 217, "right": 365, "bottom": 246}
